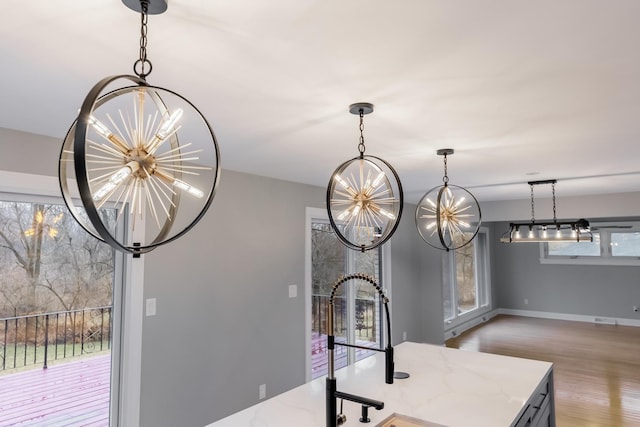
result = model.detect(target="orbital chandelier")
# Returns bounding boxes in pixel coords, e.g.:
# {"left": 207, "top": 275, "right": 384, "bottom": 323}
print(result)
{"left": 415, "top": 149, "right": 481, "bottom": 251}
{"left": 500, "top": 180, "right": 592, "bottom": 243}
{"left": 59, "top": 0, "right": 220, "bottom": 254}
{"left": 326, "top": 103, "right": 403, "bottom": 252}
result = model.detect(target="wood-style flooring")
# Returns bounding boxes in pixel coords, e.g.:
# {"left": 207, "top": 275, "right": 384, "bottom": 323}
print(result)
{"left": 445, "top": 315, "right": 640, "bottom": 427}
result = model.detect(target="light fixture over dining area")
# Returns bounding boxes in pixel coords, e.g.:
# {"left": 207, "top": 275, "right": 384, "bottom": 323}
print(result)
{"left": 500, "top": 179, "right": 593, "bottom": 243}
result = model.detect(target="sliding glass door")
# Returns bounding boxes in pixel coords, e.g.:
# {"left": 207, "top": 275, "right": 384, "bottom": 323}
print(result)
{"left": 307, "top": 211, "right": 385, "bottom": 380}
{"left": 0, "top": 196, "right": 122, "bottom": 426}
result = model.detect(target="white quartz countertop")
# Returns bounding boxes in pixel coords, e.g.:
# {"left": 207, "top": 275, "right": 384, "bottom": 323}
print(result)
{"left": 206, "top": 341, "right": 553, "bottom": 427}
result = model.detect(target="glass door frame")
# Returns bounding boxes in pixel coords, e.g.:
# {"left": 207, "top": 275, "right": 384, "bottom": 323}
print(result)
{"left": 305, "top": 207, "right": 391, "bottom": 382}
{"left": 0, "top": 171, "right": 140, "bottom": 427}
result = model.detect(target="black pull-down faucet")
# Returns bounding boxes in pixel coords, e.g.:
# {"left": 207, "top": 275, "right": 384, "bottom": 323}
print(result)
{"left": 326, "top": 273, "right": 394, "bottom": 427}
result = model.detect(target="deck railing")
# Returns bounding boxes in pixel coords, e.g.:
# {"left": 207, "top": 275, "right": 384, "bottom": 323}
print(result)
{"left": 311, "top": 295, "right": 378, "bottom": 341}
{"left": 0, "top": 306, "right": 112, "bottom": 372}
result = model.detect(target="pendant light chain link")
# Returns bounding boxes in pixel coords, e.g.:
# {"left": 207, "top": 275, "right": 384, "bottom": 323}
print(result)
{"left": 551, "top": 181, "right": 557, "bottom": 222}
{"left": 442, "top": 153, "right": 449, "bottom": 184}
{"left": 530, "top": 183, "right": 535, "bottom": 223}
{"left": 357, "top": 110, "right": 366, "bottom": 156}
{"left": 134, "top": 0, "right": 153, "bottom": 79}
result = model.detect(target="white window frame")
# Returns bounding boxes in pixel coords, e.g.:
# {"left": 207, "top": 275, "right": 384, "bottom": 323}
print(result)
{"left": 443, "top": 227, "right": 492, "bottom": 330}
{"left": 540, "top": 222, "right": 640, "bottom": 266}
{"left": 0, "top": 171, "right": 141, "bottom": 427}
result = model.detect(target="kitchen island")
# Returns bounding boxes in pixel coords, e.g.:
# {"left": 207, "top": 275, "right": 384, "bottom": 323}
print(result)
{"left": 206, "top": 341, "right": 554, "bottom": 427}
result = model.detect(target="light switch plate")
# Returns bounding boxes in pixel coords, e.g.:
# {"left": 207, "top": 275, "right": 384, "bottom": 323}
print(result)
{"left": 146, "top": 298, "right": 157, "bottom": 316}
{"left": 288, "top": 284, "right": 297, "bottom": 298}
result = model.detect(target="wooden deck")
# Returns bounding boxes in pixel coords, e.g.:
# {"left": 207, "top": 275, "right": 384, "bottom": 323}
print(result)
{"left": 0, "top": 353, "right": 111, "bottom": 427}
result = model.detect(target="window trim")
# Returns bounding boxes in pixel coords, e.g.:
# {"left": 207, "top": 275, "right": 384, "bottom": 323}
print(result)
{"left": 540, "top": 222, "right": 640, "bottom": 266}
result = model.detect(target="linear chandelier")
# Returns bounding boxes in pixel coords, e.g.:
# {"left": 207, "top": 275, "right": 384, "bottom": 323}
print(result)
{"left": 59, "top": 0, "right": 220, "bottom": 254}
{"left": 415, "top": 149, "right": 481, "bottom": 251}
{"left": 326, "top": 103, "right": 403, "bottom": 252}
{"left": 500, "top": 179, "right": 592, "bottom": 243}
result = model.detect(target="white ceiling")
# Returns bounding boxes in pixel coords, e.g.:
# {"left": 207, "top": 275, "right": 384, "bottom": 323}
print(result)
{"left": 2, "top": 0, "right": 639, "bottom": 204}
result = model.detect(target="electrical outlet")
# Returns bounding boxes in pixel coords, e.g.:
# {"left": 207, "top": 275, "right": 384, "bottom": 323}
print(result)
{"left": 524, "top": 298, "right": 529, "bottom": 305}
{"left": 259, "top": 384, "right": 266, "bottom": 400}
{"left": 402, "top": 331, "right": 407, "bottom": 341}
{"left": 634, "top": 305, "right": 638, "bottom": 313}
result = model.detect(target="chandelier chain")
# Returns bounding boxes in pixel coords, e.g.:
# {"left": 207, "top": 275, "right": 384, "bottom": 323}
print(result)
{"left": 134, "top": 0, "right": 153, "bottom": 79}
{"left": 530, "top": 183, "right": 535, "bottom": 223}
{"left": 357, "top": 110, "right": 366, "bottom": 155}
{"left": 551, "top": 181, "right": 557, "bottom": 222}
{"left": 442, "top": 153, "right": 449, "bottom": 184}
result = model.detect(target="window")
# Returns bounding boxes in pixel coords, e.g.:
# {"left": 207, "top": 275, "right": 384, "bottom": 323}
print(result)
{"left": 305, "top": 208, "right": 387, "bottom": 381}
{"left": 443, "top": 228, "right": 491, "bottom": 327}
{"left": 541, "top": 222, "right": 640, "bottom": 265}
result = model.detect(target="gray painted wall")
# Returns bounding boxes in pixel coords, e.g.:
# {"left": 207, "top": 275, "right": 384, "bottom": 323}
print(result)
{"left": 140, "top": 169, "right": 324, "bottom": 426}
{"left": 0, "top": 127, "right": 60, "bottom": 177}
{"left": 491, "top": 220, "right": 640, "bottom": 321}
{"left": 389, "top": 210, "right": 444, "bottom": 345}
{"left": 139, "top": 170, "right": 442, "bottom": 426}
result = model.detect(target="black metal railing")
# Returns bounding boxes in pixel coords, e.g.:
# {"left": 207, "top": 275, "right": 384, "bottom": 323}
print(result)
{"left": 0, "top": 306, "right": 112, "bottom": 372}
{"left": 312, "top": 295, "right": 377, "bottom": 340}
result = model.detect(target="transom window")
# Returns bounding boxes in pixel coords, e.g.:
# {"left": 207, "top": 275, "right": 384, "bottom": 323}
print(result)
{"left": 541, "top": 222, "right": 640, "bottom": 265}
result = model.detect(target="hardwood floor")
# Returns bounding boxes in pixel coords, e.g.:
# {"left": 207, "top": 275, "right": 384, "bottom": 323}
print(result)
{"left": 445, "top": 315, "right": 640, "bottom": 427}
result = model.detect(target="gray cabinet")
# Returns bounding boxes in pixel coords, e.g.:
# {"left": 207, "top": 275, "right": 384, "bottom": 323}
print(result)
{"left": 513, "top": 369, "right": 555, "bottom": 427}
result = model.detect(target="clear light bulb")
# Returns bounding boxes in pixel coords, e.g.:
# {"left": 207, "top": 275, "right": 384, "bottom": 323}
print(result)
{"left": 372, "top": 171, "right": 385, "bottom": 187}
{"left": 173, "top": 178, "right": 204, "bottom": 198}
{"left": 379, "top": 208, "right": 395, "bottom": 220}
{"left": 156, "top": 109, "right": 184, "bottom": 140}
{"left": 146, "top": 109, "right": 184, "bottom": 154}
{"left": 334, "top": 174, "right": 357, "bottom": 197}
{"left": 92, "top": 162, "right": 138, "bottom": 201}
{"left": 338, "top": 208, "right": 351, "bottom": 221}
{"left": 88, "top": 115, "right": 112, "bottom": 139}
{"left": 88, "top": 114, "right": 129, "bottom": 152}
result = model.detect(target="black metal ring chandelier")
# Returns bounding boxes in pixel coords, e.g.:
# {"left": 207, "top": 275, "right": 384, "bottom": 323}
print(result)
{"left": 59, "top": 0, "right": 220, "bottom": 254}
{"left": 415, "top": 148, "right": 481, "bottom": 251}
{"left": 326, "top": 103, "right": 403, "bottom": 252}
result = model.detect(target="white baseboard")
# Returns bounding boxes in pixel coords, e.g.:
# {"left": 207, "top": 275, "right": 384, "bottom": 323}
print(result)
{"left": 498, "top": 308, "right": 640, "bottom": 328}
{"left": 444, "top": 309, "right": 500, "bottom": 340}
